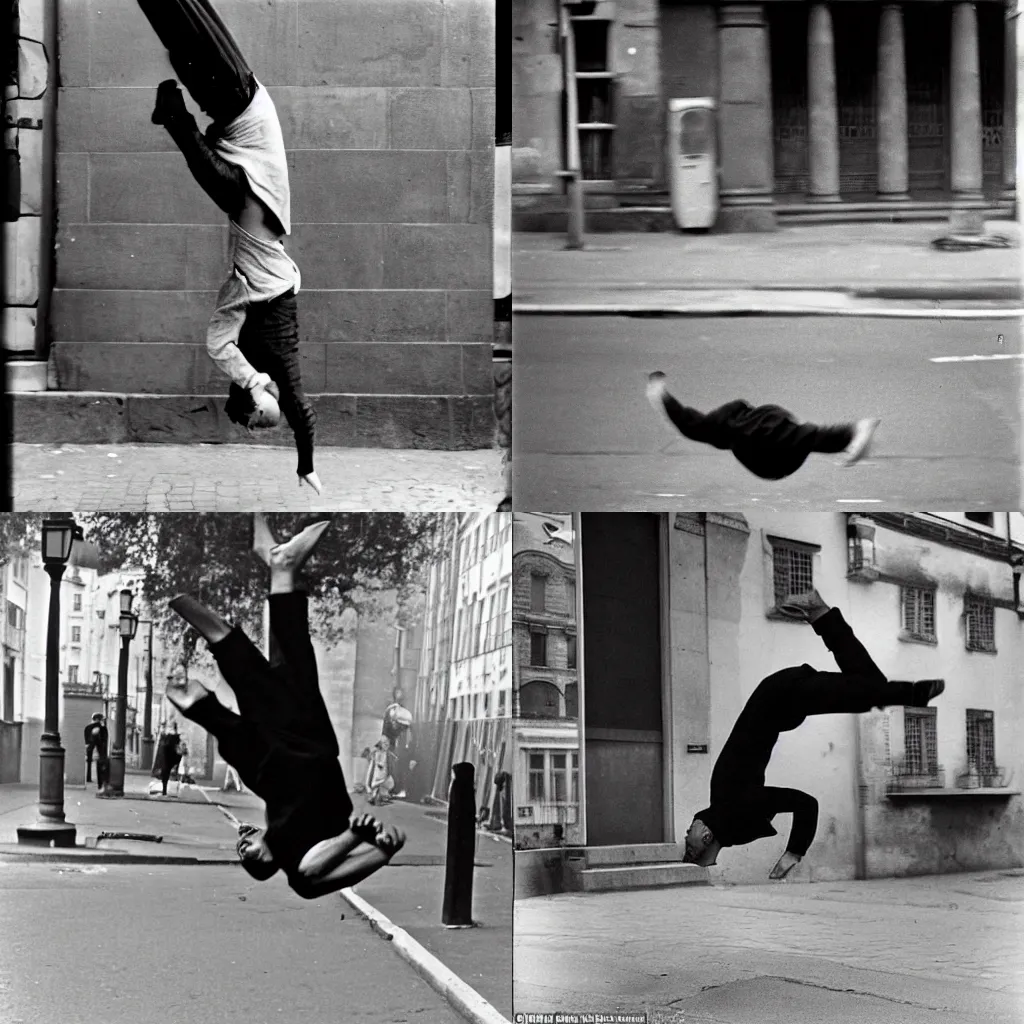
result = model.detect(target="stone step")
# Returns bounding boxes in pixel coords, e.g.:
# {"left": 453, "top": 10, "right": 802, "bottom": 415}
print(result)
{"left": 10, "top": 392, "right": 494, "bottom": 449}
{"left": 7, "top": 361, "right": 47, "bottom": 392}
{"left": 582, "top": 842, "right": 683, "bottom": 866}
{"left": 578, "top": 862, "right": 709, "bottom": 892}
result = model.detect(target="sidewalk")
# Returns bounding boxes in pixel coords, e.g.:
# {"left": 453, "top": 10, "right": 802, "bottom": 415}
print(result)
{"left": 11, "top": 443, "right": 506, "bottom": 511}
{"left": 0, "top": 777, "right": 512, "bottom": 1021}
{"left": 514, "top": 871, "right": 1024, "bottom": 1024}
{"left": 514, "top": 222, "right": 1024, "bottom": 313}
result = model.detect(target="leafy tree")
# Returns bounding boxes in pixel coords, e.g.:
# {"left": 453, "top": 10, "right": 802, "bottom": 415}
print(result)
{"left": 80, "top": 513, "right": 439, "bottom": 675}
{"left": 0, "top": 514, "right": 42, "bottom": 566}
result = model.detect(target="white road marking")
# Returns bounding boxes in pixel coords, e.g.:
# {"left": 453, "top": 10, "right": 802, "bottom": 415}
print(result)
{"left": 837, "top": 499, "right": 883, "bottom": 503}
{"left": 930, "top": 353, "right": 1024, "bottom": 363}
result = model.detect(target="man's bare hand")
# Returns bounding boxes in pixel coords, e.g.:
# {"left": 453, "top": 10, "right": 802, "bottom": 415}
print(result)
{"left": 769, "top": 850, "right": 801, "bottom": 880}
{"left": 375, "top": 826, "right": 406, "bottom": 857}
{"left": 152, "top": 79, "right": 188, "bottom": 126}
{"left": 350, "top": 813, "right": 383, "bottom": 844}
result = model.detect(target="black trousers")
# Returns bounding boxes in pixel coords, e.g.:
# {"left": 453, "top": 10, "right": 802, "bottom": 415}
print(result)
{"left": 137, "top": 0, "right": 255, "bottom": 124}
{"left": 227, "top": 290, "right": 317, "bottom": 477}
{"left": 179, "top": 593, "right": 337, "bottom": 795}
{"left": 662, "top": 395, "right": 853, "bottom": 480}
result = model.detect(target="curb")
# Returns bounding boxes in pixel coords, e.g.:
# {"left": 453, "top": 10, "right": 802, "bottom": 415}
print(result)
{"left": 0, "top": 845, "right": 239, "bottom": 866}
{"left": 339, "top": 888, "right": 511, "bottom": 1024}
{"left": 513, "top": 301, "right": 1024, "bottom": 320}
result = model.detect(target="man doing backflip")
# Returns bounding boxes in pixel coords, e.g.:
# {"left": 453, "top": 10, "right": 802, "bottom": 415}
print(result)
{"left": 138, "top": 0, "right": 320, "bottom": 494}
{"left": 164, "top": 515, "right": 404, "bottom": 898}
{"left": 682, "top": 590, "right": 944, "bottom": 879}
{"left": 647, "top": 371, "right": 879, "bottom": 479}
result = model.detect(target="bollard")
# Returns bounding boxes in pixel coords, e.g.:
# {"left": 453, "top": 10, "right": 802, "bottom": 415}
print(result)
{"left": 442, "top": 762, "right": 477, "bottom": 928}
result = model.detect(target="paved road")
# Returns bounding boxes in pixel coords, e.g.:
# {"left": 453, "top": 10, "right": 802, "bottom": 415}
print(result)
{"left": 513, "top": 315, "right": 1022, "bottom": 509}
{"left": 0, "top": 860, "right": 466, "bottom": 1024}
{"left": 514, "top": 871, "right": 1024, "bottom": 1024}
{"left": 11, "top": 444, "right": 506, "bottom": 511}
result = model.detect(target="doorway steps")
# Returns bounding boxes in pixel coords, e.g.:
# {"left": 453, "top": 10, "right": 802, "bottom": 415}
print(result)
{"left": 567, "top": 843, "right": 710, "bottom": 892}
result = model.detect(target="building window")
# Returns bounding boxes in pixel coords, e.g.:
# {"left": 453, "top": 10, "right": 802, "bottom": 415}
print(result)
{"left": 71, "top": 626, "right": 82, "bottom": 644}
{"left": 564, "top": 681, "right": 579, "bottom": 720}
{"left": 498, "top": 690, "right": 508, "bottom": 717}
{"left": 551, "top": 752, "right": 568, "bottom": 802}
{"left": 73, "top": 593, "right": 82, "bottom": 612}
{"left": 6, "top": 602, "right": 23, "bottom": 631}
{"left": 964, "top": 595, "right": 996, "bottom": 652}
{"left": 571, "top": 751, "right": 580, "bottom": 803}
{"left": 904, "top": 707, "right": 939, "bottom": 777}
{"left": 900, "top": 586, "right": 936, "bottom": 643}
{"left": 528, "top": 752, "right": 546, "bottom": 801}
{"left": 530, "top": 631, "right": 547, "bottom": 667}
{"left": 570, "top": 17, "right": 615, "bottom": 179}
{"left": 530, "top": 573, "right": 546, "bottom": 613}
{"left": 966, "top": 709, "right": 996, "bottom": 774}
{"left": 67, "top": 665, "right": 80, "bottom": 684}
{"left": 770, "top": 538, "right": 817, "bottom": 609}
{"left": 566, "top": 634, "right": 577, "bottom": 670}
{"left": 519, "top": 679, "right": 561, "bottom": 718}
{"left": 965, "top": 512, "right": 995, "bottom": 528}
{"left": 565, "top": 580, "right": 576, "bottom": 615}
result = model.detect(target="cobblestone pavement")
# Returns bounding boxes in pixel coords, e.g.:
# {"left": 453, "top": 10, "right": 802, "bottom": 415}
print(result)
{"left": 514, "top": 872, "right": 1024, "bottom": 1023}
{"left": 11, "top": 444, "right": 506, "bottom": 511}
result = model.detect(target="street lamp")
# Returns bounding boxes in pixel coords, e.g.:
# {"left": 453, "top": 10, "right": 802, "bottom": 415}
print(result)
{"left": 104, "top": 588, "right": 138, "bottom": 797}
{"left": 17, "top": 514, "right": 81, "bottom": 847}
{"left": 140, "top": 619, "right": 156, "bottom": 770}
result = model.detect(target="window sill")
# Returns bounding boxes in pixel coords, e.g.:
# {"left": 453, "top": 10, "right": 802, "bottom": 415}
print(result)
{"left": 898, "top": 630, "right": 937, "bottom": 647}
{"left": 965, "top": 645, "right": 998, "bottom": 655}
{"left": 887, "top": 788, "right": 1019, "bottom": 800}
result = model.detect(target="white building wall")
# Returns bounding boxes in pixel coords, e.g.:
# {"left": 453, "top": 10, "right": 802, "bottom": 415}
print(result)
{"left": 672, "top": 512, "right": 1024, "bottom": 885}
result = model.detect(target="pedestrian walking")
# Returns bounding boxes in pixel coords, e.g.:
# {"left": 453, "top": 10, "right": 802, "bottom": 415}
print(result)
{"left": 682, "top": 590, "right": 944, "bottom": 878}
{"left": 366, "top": 736, "right": 396, "bottom": 806}
{"left": 164, "top": 514, "right": 404, "bottom": 898}
{"left": 138, "top": 0, "right": 320, "bottom": 495}
{"left": 647, "top": 372, "right": 879, "bottom": 479}
{"left": 84, "top": 713, "right": 108, "bottom": 790}
{"left": 153, "top": 726, "right": 183, "bottom": 797}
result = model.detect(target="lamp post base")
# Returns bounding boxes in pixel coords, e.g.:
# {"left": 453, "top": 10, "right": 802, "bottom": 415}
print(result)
{"left": 17, "top": 821, "right": 77, "bottom": 847}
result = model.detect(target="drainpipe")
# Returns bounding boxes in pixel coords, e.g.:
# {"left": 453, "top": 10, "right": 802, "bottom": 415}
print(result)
{"left": 853, "top": 714, "right": 867, "bottom": 881}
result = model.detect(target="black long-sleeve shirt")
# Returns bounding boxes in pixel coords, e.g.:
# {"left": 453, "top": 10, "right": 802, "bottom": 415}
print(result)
{"left": 696, "top": 608, "right": 886, "bottom": 857}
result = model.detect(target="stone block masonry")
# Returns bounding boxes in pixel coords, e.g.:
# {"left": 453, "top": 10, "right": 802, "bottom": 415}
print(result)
{"left": 29, "top": 0, "right": 496, "bottom": 449}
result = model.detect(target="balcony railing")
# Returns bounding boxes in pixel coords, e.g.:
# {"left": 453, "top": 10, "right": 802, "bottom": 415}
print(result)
{"left": 955, "top": 765, "right": 1007, "bottom": 789}
{"left": 516, "top": 801, "right": 579, "bottom": 825}
{"left": 886, "top": 764, "right": 946, "bottom": 794}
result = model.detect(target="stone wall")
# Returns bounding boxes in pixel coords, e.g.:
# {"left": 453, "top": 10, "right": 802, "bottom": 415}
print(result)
{"left": 44, "top": 0, "right": 495, "bottom": 448}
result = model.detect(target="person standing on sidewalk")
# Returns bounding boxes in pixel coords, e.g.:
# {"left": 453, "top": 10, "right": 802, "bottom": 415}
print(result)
{"left": 647, "top": 372, "right": 879, "bottom": 478}
{"left": 84, "top": 713, "right": 108, "bottom": 790}
{"left": 682, "top": 591, "right": 944, "bottom": 879}
{"left": 163, "top": 514, "right": 405, "bottom": 898}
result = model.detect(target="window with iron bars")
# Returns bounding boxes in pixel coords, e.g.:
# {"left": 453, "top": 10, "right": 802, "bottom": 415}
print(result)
{"left": 904, "top": 707, "right": 939, "bottom": 777}
{"left": 964, "top": 594, "right": 996, "bottom": 652}
{"left": 966, "top": 708, "right": 996, "bottom": 773}
{"left": 901, "top": 586, "right": 936, "bottom": 642}
{"left": 770, "top": 539, "right": 816, "bottom": 608}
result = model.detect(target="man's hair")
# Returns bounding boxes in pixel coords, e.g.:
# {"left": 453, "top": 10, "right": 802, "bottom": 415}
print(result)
{"left": 239, "top": 855, "right": 279, "bottom": 882}
{"left": 225, "top": 380, "right": 280, "bottom": 429}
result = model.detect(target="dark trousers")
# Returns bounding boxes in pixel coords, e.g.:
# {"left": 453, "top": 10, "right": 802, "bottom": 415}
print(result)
{"left": 662, "top": 395, "right": 853, "bottom": 480}
{"left": 228, "top": 291, "right": 317, "bottom": 477}
{"left": 96, "top": 757, "right": 110, "bottom": 791}
{"left": 178, "top": 593, "right": 336, "bottom": 796}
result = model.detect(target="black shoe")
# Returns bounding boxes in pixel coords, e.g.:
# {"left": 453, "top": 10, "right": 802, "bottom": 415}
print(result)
{"left": 910, "top": 678, "right": 945, "bottom": 706}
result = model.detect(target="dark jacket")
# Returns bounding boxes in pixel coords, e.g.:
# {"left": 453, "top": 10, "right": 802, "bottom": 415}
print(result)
{"left": 84, "top": 722, "right": 109, "bottom": 759}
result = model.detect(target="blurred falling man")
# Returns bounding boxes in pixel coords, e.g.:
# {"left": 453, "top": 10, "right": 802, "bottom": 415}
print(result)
{"left": 139, "top": 0, "right": 320, "bottom": 494}
{"left": 682, "top": 590, "right": 944, "bottom": 879}
{"left": 647, "top": 372, "right": 879, "bottom": 479}
{"left": 164, "top": 514, "right": 405, "bottom": 898}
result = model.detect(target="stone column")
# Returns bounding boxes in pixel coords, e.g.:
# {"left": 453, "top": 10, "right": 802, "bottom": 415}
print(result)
{"left": 717, "top": 4, "right": 776, "bottom": 231}
{"left": 950, "top": 2, "right": 984, "bottom": 203}
{"left": 877, "top": 4, "right": 910, "bottom": 201}
{"left": 1002, "top": 0, "right": 1016, "bottom": 200}
{"left": 807, "top": 3, "right": 841, "bottom": 201}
